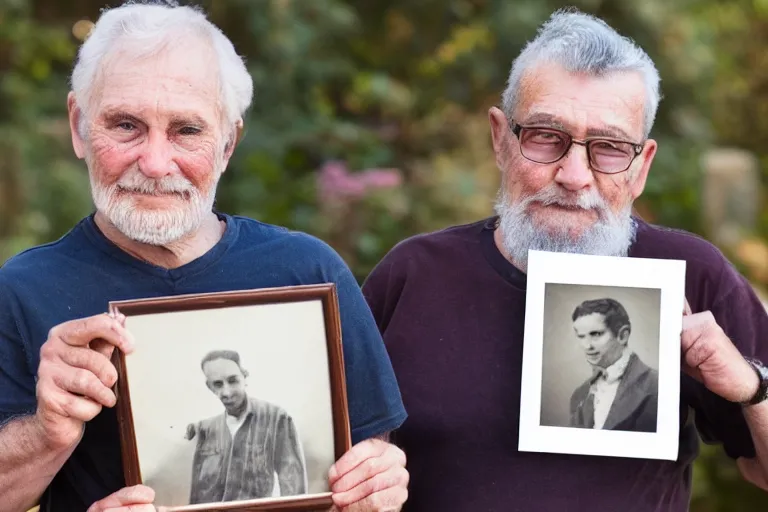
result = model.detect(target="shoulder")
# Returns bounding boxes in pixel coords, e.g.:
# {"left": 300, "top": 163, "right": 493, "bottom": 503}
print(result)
{"left": 0, "top": 219, "right": 91, "bottom": 302}
{"left": 197, "top": 414, "right": 223, "bottom": 431}
{"left": 570, "top": 379, "right": 591, "bottom": 403}
{"left": 366, "top": 218, "right": 489, "bottom": 280}
{"left": 227, "top": 214, "right": 348, "bottom": 272}
{"left": 249, "top": 396, "right": 286, "bottom": 414}
{"left": 632, "top": 218, "right": 748, "bottom": 306}
{"left": 633, "top": 217, "right": 727, "bottom": 262}
{"left": 629, "top": 353, "right": 658, "bottom": 389}
{"left": 249, "top": 397, "right": 296, "bottom": 424}
{"left": 1, "top": 221, "right": 89, "bottom": 282}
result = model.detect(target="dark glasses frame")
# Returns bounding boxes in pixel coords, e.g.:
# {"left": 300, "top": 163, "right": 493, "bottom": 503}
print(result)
{"left": 509, "top": 121, "right": 645, "bottom": 174}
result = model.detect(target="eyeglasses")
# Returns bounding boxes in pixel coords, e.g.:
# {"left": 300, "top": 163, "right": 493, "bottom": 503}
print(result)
{"left": 509, "top": 121, "right": 645, "bottom": 174}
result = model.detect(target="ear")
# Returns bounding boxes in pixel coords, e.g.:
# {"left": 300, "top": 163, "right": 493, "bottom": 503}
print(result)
{"left": 67, "top": 91, "right": 87, "bottom": 160}
{"left": 222, "top": 119, "right": 244, "bottom": 165}
{"left": 242, "top": 367, "right": 249, "bottom": 379}
{"left": 488, "top": 106, "right": 510, "bottom": 170}
{"left": 618, "top": 325, "right": 631, "bottom": 344}
{"left": 628, "top": 139, "right": 657, "bottom": 200}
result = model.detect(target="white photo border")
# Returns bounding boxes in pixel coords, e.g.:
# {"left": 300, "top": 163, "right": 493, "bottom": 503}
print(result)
{"left": 518, "top": 250, "right": 686, "bottom": 461}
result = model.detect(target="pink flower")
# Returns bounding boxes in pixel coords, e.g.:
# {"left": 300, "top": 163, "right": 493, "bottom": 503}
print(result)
{"left": 317, "top": 161, "right": 402, "bottom": 205}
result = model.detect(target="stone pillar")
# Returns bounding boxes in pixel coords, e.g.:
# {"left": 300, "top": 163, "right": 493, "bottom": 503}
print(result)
{"left": 700, "top": 147, "right": 761, "bottom": 248}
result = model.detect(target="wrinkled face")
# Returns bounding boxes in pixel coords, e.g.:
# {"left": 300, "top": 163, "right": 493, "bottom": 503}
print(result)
{"left": 573, "top": 312, "right": 627, "bottom": 368}
{"left": 203, "top": 358, "right": 248, "bottom": 415}
{"left": 69, "top": 37, "right": 236, "bottom": 246}
{"left": 489, "top": 64, "right": 657, "bottom": 268}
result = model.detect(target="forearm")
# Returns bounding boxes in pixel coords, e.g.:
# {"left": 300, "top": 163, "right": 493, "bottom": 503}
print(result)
{"left": 742, "top": 402, "right": 768, "bottom": 488}
{"left": 0, "top": 415, "right": 76, "bottom": 511}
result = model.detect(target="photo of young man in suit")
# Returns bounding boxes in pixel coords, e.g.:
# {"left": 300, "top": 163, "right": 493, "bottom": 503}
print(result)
{"left": 569, "top": 298, "right": 659, "bottom": 433}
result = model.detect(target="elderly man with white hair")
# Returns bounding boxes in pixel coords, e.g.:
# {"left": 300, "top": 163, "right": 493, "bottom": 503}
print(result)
{"left": 361, "top": 8, "right": 768, "bottom": 512}
{"left": 0, "top": 2, "right": 408, "bottom": 511}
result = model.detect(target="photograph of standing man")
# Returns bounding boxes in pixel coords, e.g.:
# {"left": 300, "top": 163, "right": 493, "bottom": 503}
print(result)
{"left": 569, "top": 298, "right": 659, "bottom": 433}
{"left": 185, "top": 350, "right": 308, "bottom": 504}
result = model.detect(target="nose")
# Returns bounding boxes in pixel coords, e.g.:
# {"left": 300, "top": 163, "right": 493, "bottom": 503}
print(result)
{"left": 138, "top": 130, "right": 178, "bottom": 179}
{"left": 554, "top": 143, "right": 594, "bottom": 192}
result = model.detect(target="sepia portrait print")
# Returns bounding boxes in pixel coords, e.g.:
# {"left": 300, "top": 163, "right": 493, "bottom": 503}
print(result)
{"left": 186, "top": 349, "right": 308, "bottom": 504}
{"left": 110, "top": 284, "right": 351, "bottom": 512}
{"left": 539, "top": 285, "right": 661, "bottom": 434}
{"left": 518, "top": 250, "right": 686, "bottom": 461}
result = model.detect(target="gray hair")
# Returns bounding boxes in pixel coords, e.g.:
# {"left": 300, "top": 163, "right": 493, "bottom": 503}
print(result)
{"left": 200, "top": 349, "right": 242, "bottom": 371}
{"left": 70, "top": 0, "right": 253, "bottom": 136}
{"left": 501, "top": 8, "right": 661, "bottom": 139}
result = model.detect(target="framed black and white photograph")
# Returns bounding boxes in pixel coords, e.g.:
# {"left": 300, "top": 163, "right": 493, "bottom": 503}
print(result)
{"left": 518, "top": 250, "right": 686, "bottom": 461}
{"left": 109, "top": 284, "right": 351, "bottom": 511}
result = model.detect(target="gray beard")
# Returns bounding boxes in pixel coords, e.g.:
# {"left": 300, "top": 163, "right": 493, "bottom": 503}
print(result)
{"left": 494, "top": 184, "right": 637, "bottom": 272}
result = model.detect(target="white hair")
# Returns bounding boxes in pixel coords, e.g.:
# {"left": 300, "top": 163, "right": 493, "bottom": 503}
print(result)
{"left": 501, "top": 8, "right": 661, "bottom": 138}
{"left": 70, "top": 0, "right": 253, "bottom": 135}
{"left": 494, "top": 183, "right": 637, "bottom": 272}
{"left": 90, "top": 165, "right": 219, "bottom": 246}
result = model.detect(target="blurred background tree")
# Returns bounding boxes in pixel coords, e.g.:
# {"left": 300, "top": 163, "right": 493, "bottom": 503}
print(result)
{"left": 1, "top": 0, "right": 766, "bottom": 509}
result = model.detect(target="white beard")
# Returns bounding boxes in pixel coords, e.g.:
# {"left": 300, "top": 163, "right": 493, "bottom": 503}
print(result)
{"left": 90, "top": 167, "right": 219, "bottom": 246}
{"left": 494, "top": 182, "right": 636, "bottom": 271}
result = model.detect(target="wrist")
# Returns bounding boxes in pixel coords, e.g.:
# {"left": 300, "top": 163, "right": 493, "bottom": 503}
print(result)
{"left": 31, "top": 412, "right": 83, "bottom": 454}
{"left": 741, "top": 357, "right": 768, "bottom": 407}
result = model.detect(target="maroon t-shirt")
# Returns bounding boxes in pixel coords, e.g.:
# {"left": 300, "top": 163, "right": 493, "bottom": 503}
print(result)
{"left": 362, "top": 216, "right": 768, "bottom": 512}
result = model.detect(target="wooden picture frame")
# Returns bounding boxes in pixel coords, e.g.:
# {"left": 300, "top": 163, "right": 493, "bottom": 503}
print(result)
{"left": 109, "top": 284, "right": 351, "bottom": 511}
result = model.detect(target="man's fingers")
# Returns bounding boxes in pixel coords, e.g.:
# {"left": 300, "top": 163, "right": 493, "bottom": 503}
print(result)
{"left": 51, "top": 366, "right": 116, "bottom": 407}
{"left": 58, "top": 345, "right": 118, "bottom": 388}
{"left": 99, "top": 507, "right": 154, "bottom": 512}
{"left": 682, "top": 364, "right": 703, "bottom": 382}
{"left": 50, "top": 314, "right": 135, "bottom": 354}
{"left": 681, "top": 312, "right": 710, "bottom": 347}
{"left": 683, "top": 298, "right": 692, "bottom": 316}
{"left": 331, "top": 466, "right": 409, "bottom": 509}
{"left": 330, "top": 445, "right": 406, "bottom": 494}
{"left": 86, "top": 485, "right": 155, "bottom": 512}
{"left": 328, "top": 438, "right": 390, "bottom": 484}
{"left": 90, "top": 338, "right": 117, "bottom": 360}
{"left": 38, "top": 383, "right": 103, "bottom": 421}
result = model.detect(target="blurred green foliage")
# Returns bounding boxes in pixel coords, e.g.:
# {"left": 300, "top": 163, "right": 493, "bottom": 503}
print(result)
{"left": 1, "top": 0, "right": 767, "bottom": 509}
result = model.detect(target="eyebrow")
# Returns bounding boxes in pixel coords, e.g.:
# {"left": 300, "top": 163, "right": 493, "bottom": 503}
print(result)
{"left": 519, "top": 112, "right": 637, "bottom": 141}
{"left": 99, "top": 107, "right": 211, "bottom": 130}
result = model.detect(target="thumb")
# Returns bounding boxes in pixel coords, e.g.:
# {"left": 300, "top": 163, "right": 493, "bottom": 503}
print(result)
{"left": 87, "top": 485, "right": 155, "bottom": 512}
{"left": 683, "top": 297, "right": 692, "bottom": 316}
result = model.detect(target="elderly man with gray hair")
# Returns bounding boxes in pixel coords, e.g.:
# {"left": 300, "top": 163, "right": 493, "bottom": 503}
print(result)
{"left": 0, "top": 2, "right": 408, "bottom": 511}
{"left": 362, "top": 7, "right": 768, "bottom": 512}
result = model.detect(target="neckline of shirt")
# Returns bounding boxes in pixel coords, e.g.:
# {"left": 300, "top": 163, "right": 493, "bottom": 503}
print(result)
{"left": 79, "top": 209, "right": 239, "bottom": 282}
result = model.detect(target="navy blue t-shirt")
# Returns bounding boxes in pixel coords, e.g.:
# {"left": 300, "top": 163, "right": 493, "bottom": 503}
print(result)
{"left": 0, "top": 212, "right": 407, "bottom": 511}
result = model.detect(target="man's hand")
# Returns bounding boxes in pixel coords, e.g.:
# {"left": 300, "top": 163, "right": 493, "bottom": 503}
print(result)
{"left": 86, "top": 485, "right": 158, "bottom": 512}
{"left": 328, "top": 437, "right": 408, "bottom": 512}
{"left": 35, "top": 312, "right": 135, "bottom": 450}
{"left": 681, "top": 300, "right": 759, "bottom": 403}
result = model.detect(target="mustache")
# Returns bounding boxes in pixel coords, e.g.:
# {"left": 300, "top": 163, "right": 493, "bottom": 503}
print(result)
{"left": 113, "top": 169, "right": 196, "bottom": 196}
{"left": 519, "top": 183, "right": 609, "bottom": 212}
